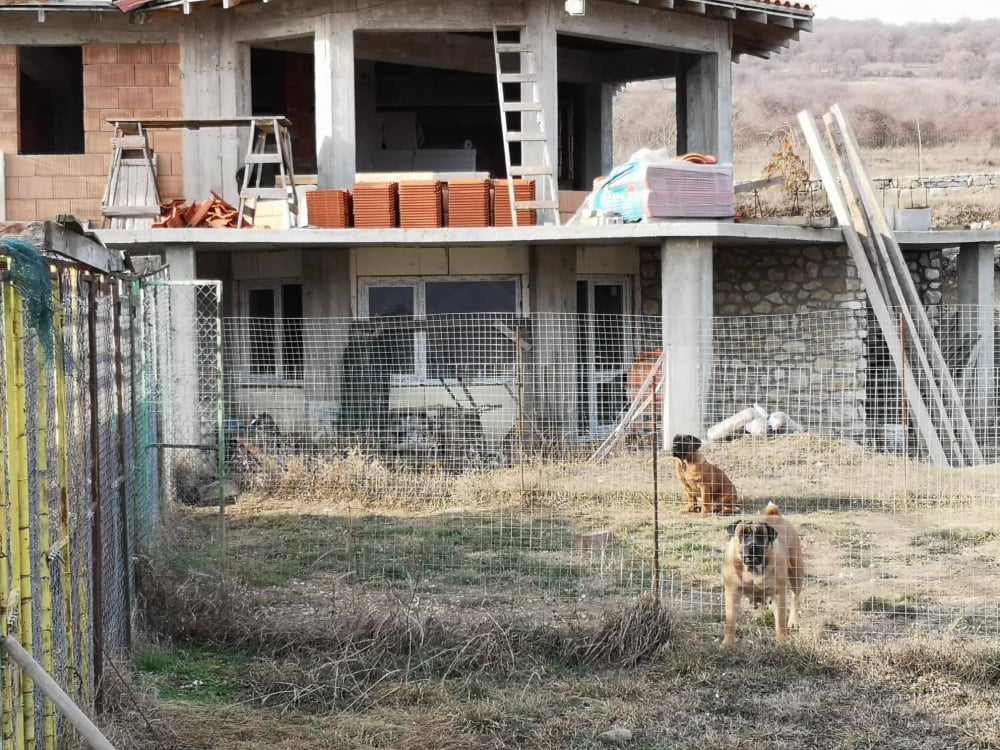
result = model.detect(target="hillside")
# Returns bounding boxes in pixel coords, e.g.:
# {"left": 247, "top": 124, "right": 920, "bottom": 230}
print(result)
{"left": 612, "top": 18, "right": 1000, "bottom": 225}
{"left": 615, "top": 18, "right": 1000, "bottom": 179}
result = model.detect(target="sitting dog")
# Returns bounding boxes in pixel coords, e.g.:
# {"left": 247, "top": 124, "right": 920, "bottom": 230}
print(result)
{"left": 722, "top": 502, "right": 804, "bottom": 647}
{"left": 671, "top": 433, "right": 739, "bottom": 516}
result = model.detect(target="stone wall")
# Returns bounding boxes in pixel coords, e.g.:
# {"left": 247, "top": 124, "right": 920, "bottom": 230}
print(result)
{"left": 641, "top": 243, "right": 872, "bottom": 438}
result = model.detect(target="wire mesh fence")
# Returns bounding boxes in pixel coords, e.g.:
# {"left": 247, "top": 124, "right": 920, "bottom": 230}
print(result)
{"left": 153, "top": 307, "right": 1000, "bottom": 641}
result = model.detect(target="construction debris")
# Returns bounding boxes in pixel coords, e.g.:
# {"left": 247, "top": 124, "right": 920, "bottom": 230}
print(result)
{"left": 152, "top": 191, "right": 252, "bottom": 229}
{"left": 708, "top": 404, "right": 803, "bottom": 442}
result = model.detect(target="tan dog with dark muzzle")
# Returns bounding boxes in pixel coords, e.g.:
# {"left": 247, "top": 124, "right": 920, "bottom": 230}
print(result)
{"left": 722, "top": 502, "right": 803, "bottom": 646}
{"left": 671, "top": 433, "right": 739, "bottom": 516}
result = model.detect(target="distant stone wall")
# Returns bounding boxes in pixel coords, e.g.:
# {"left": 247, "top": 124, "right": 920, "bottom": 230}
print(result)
{"left": 873, "top": 174, "right": 1000, "bottom": 191}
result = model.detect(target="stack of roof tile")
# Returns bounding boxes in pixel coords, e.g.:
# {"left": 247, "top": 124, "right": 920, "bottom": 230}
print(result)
{"left": 398, "top": 180, "right": 443, "bottom": 228}
{"left": 352, "top": 182, "right": 399, "bottom": 228}
{"left": 152, "top": 191, "right": 251, "bottom": 228}
{"left": 306, "top": 189, "right": 352, "bottom": 228}
{"left": 492, "top": 178, "right": 537, "bottom": 227}
{"left": 446, "top": 178, "right": 491, "bottom": 228}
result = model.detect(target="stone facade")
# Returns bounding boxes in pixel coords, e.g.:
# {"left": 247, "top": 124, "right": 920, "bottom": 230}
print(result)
{"left": 641, "top": 243, "right": 873, "bottom": 438}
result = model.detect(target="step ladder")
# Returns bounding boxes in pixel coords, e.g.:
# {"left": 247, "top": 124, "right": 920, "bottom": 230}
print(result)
{"left": 102, "top": 121, "right": 161, "bottom": 229}
{"left": 492, "top": 24, "right": 560, "bottom": 226}
{"left": 237, "top": 116, "right": 299, "bottom": 228}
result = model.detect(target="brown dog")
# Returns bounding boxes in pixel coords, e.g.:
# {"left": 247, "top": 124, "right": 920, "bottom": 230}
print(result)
{"left": 722, "top": 502, "right": 804, "bottom": 647}
{"left": 671, "top": 434, "right": 739, "bottom": 516}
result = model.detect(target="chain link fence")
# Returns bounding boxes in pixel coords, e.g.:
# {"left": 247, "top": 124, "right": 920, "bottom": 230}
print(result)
{"left": 0, "top": 239, "right": 221, "bottom": 750}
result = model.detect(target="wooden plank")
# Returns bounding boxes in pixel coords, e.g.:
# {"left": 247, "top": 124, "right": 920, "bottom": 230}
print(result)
{"left": 798, "top": 109, "right": 950, "bottom": 467}
{"left": 821, "top": 114, "right": 965, "bottom": 466}
{"left": 109, "top": 116, "right": 291, "bottom": 131}
{"left": 827, "top": 105, "right": 981, "bottom": 465}
{"left": 589, "top": 351, "right": 663, "bottom": 463}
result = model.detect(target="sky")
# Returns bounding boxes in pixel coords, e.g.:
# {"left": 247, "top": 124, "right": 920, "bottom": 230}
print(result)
{"left": 812, "top": 0, "right": 998, "bottom": 24}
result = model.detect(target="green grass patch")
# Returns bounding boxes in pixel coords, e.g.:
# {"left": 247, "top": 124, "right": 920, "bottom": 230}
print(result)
{"left": 858, "top": 596, "right": 926, "bottom": 620}
{"left": 135, "top": 646, "right": 252, "bottom": 703}
{"left": 911, "top": 528, "right": 1000, "bottom": 555}
{"left": 224, "top": 512, "right": 601, "bottom": 593}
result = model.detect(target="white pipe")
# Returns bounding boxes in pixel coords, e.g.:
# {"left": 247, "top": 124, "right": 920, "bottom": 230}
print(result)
{"left": 1, "top": 635, "right": 119, "bottom": 750}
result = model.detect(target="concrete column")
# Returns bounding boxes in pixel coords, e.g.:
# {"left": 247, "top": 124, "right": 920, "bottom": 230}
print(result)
{"left": 957, "top": 242, "right": 996, "bottom": 421}
{"left": 581, "top": 83, "right": 614, "bottom": 186}
{"left": 676, "top": 28, "right": 733, "bottom": 163}
{"left": 315, "top": 14, "right": 357, "bottom": 189}
{"left": 524, "top": 3, "right": 559, "bottom": 207}
{"left": 661, "top": 238, "right": 714, "bottom": 443}
{"left": 529, "top": 245, "right": 578, "bottom": 441}
{"left": 180, "top": 19, "right": 249, "bottom": 203}
{"left": 302, "top": 248, "right": 352, "bottom": 444}
{"left": 164, "top": 247, "right": 200, "bottom": 449}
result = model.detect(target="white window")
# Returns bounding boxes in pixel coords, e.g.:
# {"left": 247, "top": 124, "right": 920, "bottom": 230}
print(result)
{"left": 241, "top": 282, "right": 303, "bottom": 382}
{"left": 357, "top": 277, "right": 521, "bottom": 383}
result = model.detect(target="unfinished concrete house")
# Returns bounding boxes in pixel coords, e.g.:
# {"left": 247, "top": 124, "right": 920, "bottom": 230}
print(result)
{"left": 1, "top": 0, "right": 997, "bottom": 469}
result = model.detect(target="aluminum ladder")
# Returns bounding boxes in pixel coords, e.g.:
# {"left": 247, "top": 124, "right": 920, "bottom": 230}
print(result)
{"left": 492, "top": 24, "right": 560, "bottom": 226}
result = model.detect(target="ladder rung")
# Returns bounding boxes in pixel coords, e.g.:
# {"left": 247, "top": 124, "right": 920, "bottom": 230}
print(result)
{"left": 245, "top": 153, "right": 283, "bottom": 164}
{"left": 495, "top": 43, "right": 533, "bottom": 53}
{"left": 112, "top": 136, "right": 150, "bottom": 149}
{"left": 499, "top": 73, "right": 537, "bottom": 84}
{"left": 101, "top": 205, "right": 160, "bottom": 217}
{"left": 240, "top": 188, "right": 293, "bottom": 200}
{"left": 505, "top": 132, "right": 548, "bottom": 142}
{"left": 515, "top": 200, "right": 559, "bottom": 210}
{"left": 502, "top": 102, "right": 543, "bottom": 112}
{"left": 508, "top": 165, "right": 552, "bottom": 177}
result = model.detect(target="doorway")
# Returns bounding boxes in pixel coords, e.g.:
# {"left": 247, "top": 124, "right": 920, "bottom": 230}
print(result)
{"left": 577, "top": 278, "right": 631, "bottom": 436}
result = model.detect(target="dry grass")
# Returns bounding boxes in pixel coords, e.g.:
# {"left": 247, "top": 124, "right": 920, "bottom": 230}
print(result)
{"left": 735, "top": 139, "right": 1000, "bottom": 227}
{"left": 109, "top": 434, "right": 1000, "bottom": 749}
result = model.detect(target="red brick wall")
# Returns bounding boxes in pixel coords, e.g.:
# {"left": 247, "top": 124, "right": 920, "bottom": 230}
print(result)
{"left": 1, "top": 42, "right": 182, "bottom": 224}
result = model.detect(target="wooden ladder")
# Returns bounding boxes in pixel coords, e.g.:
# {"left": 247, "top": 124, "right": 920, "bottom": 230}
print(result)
{"left": 237, "top": 117, "right": 299, "bottom": 228}
{"left": 492, "top": 24, "right": 560, "bottom": 226}
{"left": 102, "top": 121, "right": 161, "bottom": 228}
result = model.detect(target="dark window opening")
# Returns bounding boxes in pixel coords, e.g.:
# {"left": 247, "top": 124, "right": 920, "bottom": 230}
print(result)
{"left": 250, "top": 47, "right": 317, "bottom": 174}
{"left": 18, "top": 46, "right": 84, "bottom": 155}
{"left": 246, "top": 284, "right": 303, "bottom": 380}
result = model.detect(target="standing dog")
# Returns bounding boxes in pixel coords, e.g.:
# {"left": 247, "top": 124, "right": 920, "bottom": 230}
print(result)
{"left": 671, "top": 434, "right": 739, "bottom": 516}
{"left": 722, "top": 502, "right": 804, "bottom": 647}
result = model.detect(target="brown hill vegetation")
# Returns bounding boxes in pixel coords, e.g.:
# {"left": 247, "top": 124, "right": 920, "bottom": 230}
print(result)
{"left": 613, "top": 19, "right": 1000, "bottom": 225}
{"left": 615, "top": 19, "right": 1000, "bottom": 176}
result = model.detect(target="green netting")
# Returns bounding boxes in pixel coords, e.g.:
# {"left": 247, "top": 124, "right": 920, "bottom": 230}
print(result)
{"left": 0, "top": 238, "right": 57, "bottom": 360}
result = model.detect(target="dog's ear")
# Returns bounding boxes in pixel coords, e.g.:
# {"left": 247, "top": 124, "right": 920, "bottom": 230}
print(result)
{"left": 726, "top": 521, "right": 743, "bottom": 537}
{"left": 762, "top": 523, "right": 779, "bottom": 546}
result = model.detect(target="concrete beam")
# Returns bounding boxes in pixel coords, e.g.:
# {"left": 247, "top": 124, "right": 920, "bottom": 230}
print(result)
{"left": 557, "top": 0, "right": 718, "bottom": 53}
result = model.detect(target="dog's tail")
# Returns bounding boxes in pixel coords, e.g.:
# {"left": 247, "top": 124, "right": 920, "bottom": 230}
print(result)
{"left": 764, "top": 501, "right": 781, "bottom": 517}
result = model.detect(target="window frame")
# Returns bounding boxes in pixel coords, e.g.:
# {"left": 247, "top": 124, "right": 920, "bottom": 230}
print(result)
{"left": 237, "top": 280, "right": 304, "bottom": 385}
{"left": 358, "top": 276, "right": 522, "bottom": 385}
